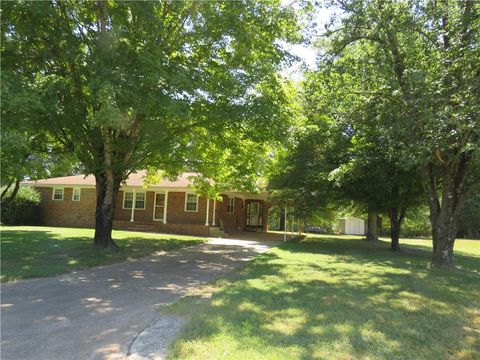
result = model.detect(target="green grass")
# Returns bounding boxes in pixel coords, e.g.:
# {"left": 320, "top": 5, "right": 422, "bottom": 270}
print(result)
{"left": 167, "top": 235, "right": 480, "bottom": 360}
{"left": 379, "top": 236, "right": 480, "bottom": 257}
{"left": 0, "top": 226, "right": 206, "bottom": 282}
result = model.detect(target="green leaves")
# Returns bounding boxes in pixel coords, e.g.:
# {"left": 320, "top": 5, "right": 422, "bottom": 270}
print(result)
{"left": 2, "top": 0, "right": 301, "bottom": 189}
{"left": 91, "top": 86, "right": 129, "bottom": 130}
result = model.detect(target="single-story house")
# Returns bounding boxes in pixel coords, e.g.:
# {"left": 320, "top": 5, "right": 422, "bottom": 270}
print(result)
{"left": 26, "top": 171, "right": 269, "bottom": 237}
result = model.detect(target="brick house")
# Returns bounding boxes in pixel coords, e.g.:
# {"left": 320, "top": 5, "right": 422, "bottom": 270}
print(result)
{"left": 27, "top": 171, "right": 269, "bottom": 237}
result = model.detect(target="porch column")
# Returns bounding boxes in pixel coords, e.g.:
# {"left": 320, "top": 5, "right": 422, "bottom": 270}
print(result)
{"left": 284, "top": 205, "right": 287, "bottom": 242}
{"left": 291, "top": 208, "right": 295, "bottom": 239}
{"left": 205, "top": 198, "right": 210, "bottom": 226}
{"left": 163, "top": 191, "right": 168, "bottom": 224}
{"left": 130, "top": 189, "right": 136, "bottom": 222}
{"left": 212, "top": 199, "right": 216, "bottom": 226}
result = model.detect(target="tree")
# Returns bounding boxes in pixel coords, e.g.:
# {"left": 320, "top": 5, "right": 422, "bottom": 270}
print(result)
{"left": 285, "top": 40, "right": 423, "bottom": 250}
{"left": 324, "top": 0, "right": 480, "bottom": 267}
{"left": 2, "top": 1, "right": 300, "bottom": 248}
{"left": 1, "top": 70, "right": 79, "bottom": 206}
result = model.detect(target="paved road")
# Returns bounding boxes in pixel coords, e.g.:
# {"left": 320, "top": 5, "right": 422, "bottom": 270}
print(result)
{"left": 1, "top": 238, "right": 277, "bottom": 360}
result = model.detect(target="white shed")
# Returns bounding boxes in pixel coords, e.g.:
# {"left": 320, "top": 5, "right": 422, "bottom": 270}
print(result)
{"left": 338, "top": 217, "right": 365, "bottom": 235}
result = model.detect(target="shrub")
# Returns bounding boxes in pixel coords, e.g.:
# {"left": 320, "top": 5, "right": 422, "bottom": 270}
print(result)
{"left": 1, "top": 186, "right": 41, "bottom": 225}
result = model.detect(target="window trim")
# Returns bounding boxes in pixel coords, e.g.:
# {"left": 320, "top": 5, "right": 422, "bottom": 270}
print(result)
{"left": 52, "top": 187, "right": 64, "bottom": 201}
{"left": 184, "top": 193, "right": 199, "bottom": 212}
{"left": 227, "top": 196, "right": 235, "bottom": 214}
{"left": 122, "top": 190, "right": 147, "bottom": 210}
{"left": 72, "top": 187, "right": 81, "bottom": 201}
{"left": 134, "top": 191, "right": 146, "bottom": 210}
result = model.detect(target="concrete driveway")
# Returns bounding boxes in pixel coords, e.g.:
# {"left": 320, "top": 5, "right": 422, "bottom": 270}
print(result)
{"left": 1, "top": 237, "right": 279, "bottom": 360}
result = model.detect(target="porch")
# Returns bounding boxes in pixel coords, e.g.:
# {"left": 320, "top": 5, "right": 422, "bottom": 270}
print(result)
{"left": 113, "top": 190, "right": 269, "bottom": 237}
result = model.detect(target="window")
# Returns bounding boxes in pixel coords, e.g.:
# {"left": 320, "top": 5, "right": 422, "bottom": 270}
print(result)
{"left": 185, "top": 193, "right": 198, "bottom": 212}
{"left": 227, "top": 197, "right": 235, "bottom": 214}
{"left": 123, "top": 191, "right": 146, "bottom": 209}
{"left": 123, "top": 191, "right": 133, "bottom": 209}
{"left": 72, "top": 188, "right": 81, "bottom": 201}
{"left": 135, "top": 192, "right": 146, "bottom": 209}
{"left": 52, "top": 188, "right": 64, "bottom": 201}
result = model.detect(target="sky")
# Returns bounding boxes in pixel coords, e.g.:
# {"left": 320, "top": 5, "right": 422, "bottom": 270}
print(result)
{"left": 280, "top": 2, "right": 337, "bottom": 80}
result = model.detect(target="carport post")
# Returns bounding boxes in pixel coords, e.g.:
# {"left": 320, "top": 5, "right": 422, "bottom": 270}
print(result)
{"left": 291, "top": 212, "right": 294, "bottom": 239}
{"left": 284, "top": 205, "right": 287, "bottom": 242}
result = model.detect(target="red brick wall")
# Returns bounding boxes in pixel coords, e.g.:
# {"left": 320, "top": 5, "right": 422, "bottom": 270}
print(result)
{"left": 166, "top": 192, "right": 210, "bottom": 225}
{"left": 114, "top": 191, "right": 215, "bottom": 225}
{"left": 115, "top": 190, "right": 156, "bottom": 222}
{"left": 37, "top": 187, "right": 96, "bottom": 228}
{"left": 214, "top": 195, "right": 245, "bottom": 232}
{"left": 36, "top": 186, "right": 268, "bottom": 235}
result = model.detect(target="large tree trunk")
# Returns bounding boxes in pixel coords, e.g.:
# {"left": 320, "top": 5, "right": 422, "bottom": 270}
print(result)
{"left": 424, "top": 154, "right": 468, "bottom": 269}
{"left": 431, "top": 218, "right": 457, "bottom": 269}
{"left": 366, "top": 210, "right": 378, "bottom": 241}
{"left": 94, "top": 173, "right": 122, "bottom": 249}
{"left": 388, "top": 206, "right": 406, "bottom": 251}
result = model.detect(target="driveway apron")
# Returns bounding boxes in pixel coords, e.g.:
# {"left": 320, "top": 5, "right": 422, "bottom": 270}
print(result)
{"left": 1, "top": 238, "right": 277, "bottom": 360}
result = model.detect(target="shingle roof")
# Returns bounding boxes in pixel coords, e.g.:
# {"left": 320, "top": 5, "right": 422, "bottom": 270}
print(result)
{"left": 24, "top": 171, "right": 197, "bottom": 188}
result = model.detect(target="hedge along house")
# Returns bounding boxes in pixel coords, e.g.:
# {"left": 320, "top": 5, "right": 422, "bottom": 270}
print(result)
{"left": 25, "top": 171, "right": 269, "bottom": 237}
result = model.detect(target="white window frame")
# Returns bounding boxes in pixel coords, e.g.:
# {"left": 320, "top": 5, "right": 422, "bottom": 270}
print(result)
{"left": 184, "top": 193, "right": 199, "bottom": 212}
{"left": 123, "top": 191, "right": 134, "bottom": 209}
{"left": 227, "top": 196, "right": 235, "bottom": 214}
{"left": 72, "top": 187, "right": 81, "bottom": 201}
{"left": 134, "top": 191, "right": 146, "bottom": 210}
{"left": 52, "top": 187, "right": 64, "bottom": 201}
{"left": 123, "top": 191, "right": 146, "bottom": 210}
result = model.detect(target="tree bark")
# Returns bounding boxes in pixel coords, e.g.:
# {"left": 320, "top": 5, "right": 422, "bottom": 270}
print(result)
{"left": 366, "top": 211, "right": 378, "bottom": 241}
{"left": 1, "top": 179, "right": 21, "bottom": 207}
{"left": 388, "top": 206, "right": 406, "bottom": 251}
{"left": 1, "top": 179, "right": 14, "bottom": 201}
{"left": 424, "top": 155, "right": 468, "bottom": 269}
{"left": 93, "top": 173, "right": 122, "bottom": 249}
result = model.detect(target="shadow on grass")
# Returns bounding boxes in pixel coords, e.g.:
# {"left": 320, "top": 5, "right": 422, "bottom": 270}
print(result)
{"left": 0, "top": 229, "right": 204, "bottom": 282}
{"left": 171, "top": 236, "right": 480, "bottom": 360}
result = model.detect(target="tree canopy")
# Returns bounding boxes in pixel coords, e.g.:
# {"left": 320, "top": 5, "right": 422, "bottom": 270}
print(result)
{"left": 2, "top": 0, "right": 301, "bottom": 247}
{"left": 269, "top": 0, "right": 479, "bottom": 265}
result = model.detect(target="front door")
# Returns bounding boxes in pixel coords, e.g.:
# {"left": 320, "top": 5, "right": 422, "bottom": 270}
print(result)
{"left": 246, "top": 201, "right": 263, "bottom": 231}
{"left": 153, "top": 193, "right": 165, "bottom": 221}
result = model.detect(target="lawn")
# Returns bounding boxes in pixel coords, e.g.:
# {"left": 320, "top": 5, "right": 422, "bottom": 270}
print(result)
{"left": 167, "top": 235, "right": 480, "bottom": 360}
{"left": 379, "top": 236, "right": 480, "bottom": 257}
{"left": 0, "top": 226, "right": 206, "bottom": 282}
